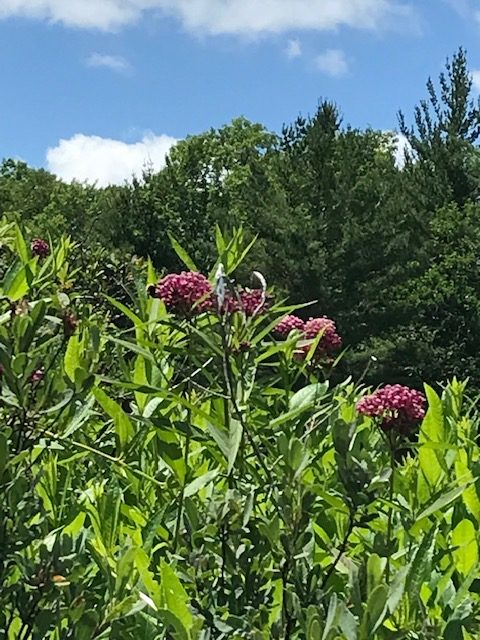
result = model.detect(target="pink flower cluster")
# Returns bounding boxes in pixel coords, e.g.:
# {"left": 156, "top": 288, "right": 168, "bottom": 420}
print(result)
{"left": 238, "top": 288, "right": 270, "bottom": 317}
{"left": 31, "top": 238, "right": 50, "bottom": 259}
{"left": 356, "top": 384, "right": 426, "bottom": 434}
{"left": 154, "top": 271, "right": 213, "bottom": 316}
{"left": 304, "top": 317, "right": 342, "bottom": 351}
{"left": 274, "top": 314, "right": 342, "bottom": 361}
{"left": 152, "top": 271, "right": 271, "bottom": 318}
{"left": 216, "top": 289, "right": 270, "bottom": 317}
{"left": 274, "top": 315, "right": 305, "bottom": 338}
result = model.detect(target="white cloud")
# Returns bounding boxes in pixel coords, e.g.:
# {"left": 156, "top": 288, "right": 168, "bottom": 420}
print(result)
{"left": 379, "top": 132, "right": 412, "bottom": 168}
{"left": 0, "top": 0, "right": 414, "bottom": 34}
{"left": 392, "top": 132, "right": 411, "bottom": 168}
{"left": 46, "top": 132, "right": 178, "bottom": 186}
{"left": 315, "top": 49, "right": 349, "bottom": 77}
{"left": 472, "top": 70, "right": 480, "bottom": 92}
{"left": 86, "top": 53, "right": 132, "bottom": 73}
{"left": 285, "top": 39, "right": 301, "bottom": 59}
{"left": 0, "top": 0, "right": 137, "bottom": 30}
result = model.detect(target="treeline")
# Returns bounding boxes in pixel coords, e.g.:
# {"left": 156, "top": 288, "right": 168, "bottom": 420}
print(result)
{"left": 3, "top": 48, "right": 480, "bottom": 389}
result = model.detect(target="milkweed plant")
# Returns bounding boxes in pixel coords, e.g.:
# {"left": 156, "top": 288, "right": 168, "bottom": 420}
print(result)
{"left": 0, "top": 220, "right": 478, "bottom": 639}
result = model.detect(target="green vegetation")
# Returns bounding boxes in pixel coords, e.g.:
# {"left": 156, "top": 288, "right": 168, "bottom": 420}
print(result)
{"left": 4, "top": 49, "right": 480, "bottom": 390}
{"left": 2, "top": 48, "right": 480, "bottom": 638}
{"left": 1, "top": 221, "right": 480, "bottom": 639}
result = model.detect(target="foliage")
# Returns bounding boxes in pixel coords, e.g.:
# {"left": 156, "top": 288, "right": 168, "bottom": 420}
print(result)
{"left": 2, "top": 49, "right": 480, "bottom": 390}
{"left": 1, "top": 224, "right": 480, "bottom": 638}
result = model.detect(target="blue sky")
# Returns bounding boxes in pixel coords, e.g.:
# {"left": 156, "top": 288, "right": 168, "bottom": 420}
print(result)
{"left": 0, "top": 0, "right": 479, "bottom": 185}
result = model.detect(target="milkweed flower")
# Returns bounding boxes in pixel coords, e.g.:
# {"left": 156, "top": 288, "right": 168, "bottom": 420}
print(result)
{"left": 31, "top": 238, "right": 50, "bottom": 259}
{"left": 274, "top": 315, "right": 305, "bottom": 338}
{"left": 213, "top": 291, "right": 241, "bottom": 315}
{"left": 239, "top": 288, "right": 271, "bottom": 317}
{"left": 304, "top": 317, "right": 342, "bottom": 348}
{"left": 296, "top": 316, "right": 342, "bottom": 360}
{"left": 30, "top": 369, "right": 45, "bottom": 384}
{"left": 154, "top": 271, "right": 213, "bottom": 316}
{"left": 356, "top": 384, "right": 426, "bottom": 434}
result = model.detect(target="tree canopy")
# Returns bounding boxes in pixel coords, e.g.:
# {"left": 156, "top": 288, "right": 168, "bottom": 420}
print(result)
{"left": 3, "top": 48, "right": 480, "bottom": 389}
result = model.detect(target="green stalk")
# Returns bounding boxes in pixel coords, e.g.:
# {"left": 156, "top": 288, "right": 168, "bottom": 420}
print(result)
{"left": 173, "top": 417, "right": 191, "bottom": 553}
{"left": 385, "top": 433, "right": 396, "bottom": 584}
{"left": 173, "top": 322, "right": 193, "bottom": 553}
{"left": 321, "top": 509, "right": 356, "bottom": 590}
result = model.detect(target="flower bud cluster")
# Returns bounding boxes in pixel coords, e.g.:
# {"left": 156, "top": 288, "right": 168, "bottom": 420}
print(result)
{"left": 152, "top": 271, "right": 270, "bottom": 318}
{"left": 274, "top": 314, "right": 342, "bottom": 360}
{"left": 357, "top": 384, "right": 426, "bottom": 434}
{"left": 31, "top": 238, "right": 50, "bottom": 259}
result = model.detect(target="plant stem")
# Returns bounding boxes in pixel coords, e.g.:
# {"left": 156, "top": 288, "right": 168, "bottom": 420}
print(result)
{"left": 173, "top": 323, "right": 193, "bottom": 553}
{"left": 173, "top": 420, "right": 191, "bottom": 553}
{"left": 42, "top": 430, "right": 164, "bottom": 489}
{"left": 385, "top": 435, "right": 396, "bottom": 584}
{"left": 321, "top": 510, "right": 356, "bottom": 590}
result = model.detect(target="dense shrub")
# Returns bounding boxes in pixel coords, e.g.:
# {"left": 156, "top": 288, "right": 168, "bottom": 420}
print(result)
{"left": 0, "top": 224, "right": 480, "bottom": 639}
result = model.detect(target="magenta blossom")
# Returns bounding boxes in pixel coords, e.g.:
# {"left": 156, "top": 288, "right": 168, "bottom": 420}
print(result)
{"left": 31, "top": 238, "right": 50, "bottom": 259}
{"left": 239, "top": 288, "right": 271, "bottom": 317}
{"left": 295, "top": 316, "right": 342, "bottom": 361}
{"left": 274, "top": 315, "right": 305, "bottom": 338}
{"left": 30, "top": 369, "right": 45, "bottom": 384}
{"left": 357, "top": 384, "right": 426, "bottom": 434}
{"left": 154, "top": 271, "right": 213, "bottom": 316}
{"left": 213, "top": 292, "right": 240, "bottom": 316}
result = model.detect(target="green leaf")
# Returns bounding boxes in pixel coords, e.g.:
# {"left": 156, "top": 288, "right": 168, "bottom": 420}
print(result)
{"left": 359, "top": 584, "right": 388, "bottom": 639}
{"left": 107, "top": 336, "right": 156, "bottom": 364}
{"left": 133, "top": 355, "right": 149, "bottom": 412}
{"left": 416, "top": 483, "right": 470, "bottom": 521}
{"left": 64, "top": 335, "right": 82, "bottom": 382}
{"left": 418, "top": 385, "right": 445, "bottom": 490}
{"left": 63, "top": 396, "right": 96, "bottom": 437}
{"left": 452, "top": 519, "right": 478, "bottom": 577}
{"left": 5, "top": 264, "right": 29, "bottom": 301}
{"left": 214, "top": 224, "right": 226, "bottom": 256}
{"left": 15, "top": 225, "right": 28, "bottom": 264}
{"left": 336, "top": 600, "right": 358, "bottom": 640}
{"left": 228, "top": 234, "right": 258, "bottom": 274}
{"left": 135, "top": 549, "right": 162, "bottom": 608}
{"left": 0, "top": 433, "right": 8, "bottom": 478}
{"left": 76, "top": 611, "right": 99, "bottom": 640}
{"left": 93, "top": 387, "right": 134, "bottom": 450}
{"left": 266, "top": 580, "right": 282, "bottom": 630}
{"left": 115, "top": 547, "right": 139, "bottom": 594}
{"left": 387, "top": 567, "right": 408, "bottom": 615}
{"left": 322, "top": 594, "right": 338, "bottom": 640}
{"left": 422, "top": 384, "right": 445, "bottom": 441}
{"left": 455, "top": 451, "right": 480, "bottom": 523}
{"left": 106, "top": 295, "right": 143, "bottom": 328}
{"left": 206, "top": 421, "right": 230, "bottom": 458}
{"left": 168, "top": 233, "right": 199, "bottom": 272}
{"left": 63, "top": 512, "right": 86, "bottom": 538}
{"left": 160, "top": 561, "right": 194, "bottom": 636}
{"left": 367, "top": 554, "right": 385, "bottom": 597}
{"left": 104, "top": 596, "right": 144, "bottom": 623}
{"left": 405, "top": 526, "right": 437, "bottom": 608}
{"left": 184, "top": 470, "right": 218, "bottom": 498}
{"left": 147, "top": 258, "right": 157, "bottom": 285}
{"left": 289, "top": 382, "right": 329, "bottom": 413}
{"left": 227, "top": 418, "right": 243, "bottom": 475}
{"left": 157, "top": 610, "right": 189, "bottom": 640}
